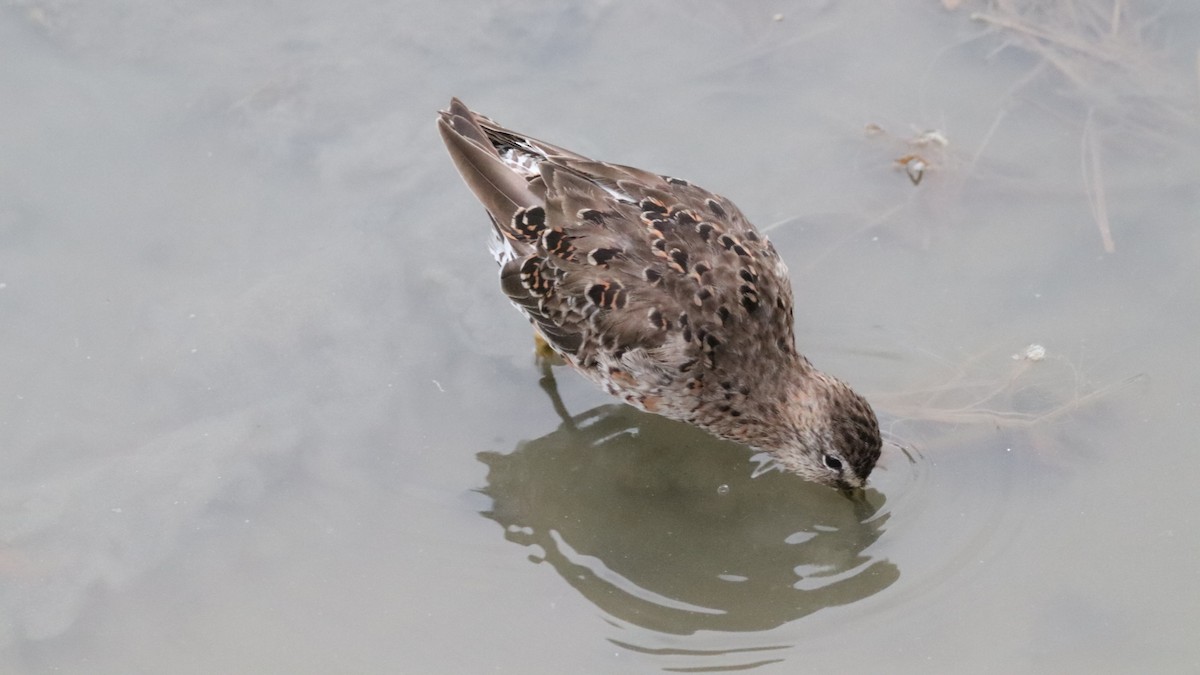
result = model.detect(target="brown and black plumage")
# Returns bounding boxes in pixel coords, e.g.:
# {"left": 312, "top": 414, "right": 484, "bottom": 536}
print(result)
{"left": 437, "top": 98, "right": 881, "bottom": 489}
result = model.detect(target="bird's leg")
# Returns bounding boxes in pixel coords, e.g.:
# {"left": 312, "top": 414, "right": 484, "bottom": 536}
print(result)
{"left": 533, "top": 332, "right": 561, "bottom": 363}
{"left": 537, "top": 348, "right": 576, "bottom": 429}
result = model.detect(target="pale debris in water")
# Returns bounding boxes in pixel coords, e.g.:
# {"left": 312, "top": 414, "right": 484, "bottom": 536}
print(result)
{"left": 911, "top": 129, "right": 949, "bottom": 147}
{"left": 896, "top": 155, "right": 929, "bottom": 185}
{"left": 866, "top": 124, "right": 950, "bottom": 186}
{"left": 1013, "top": 344, "right": 1047, "bottom": 361}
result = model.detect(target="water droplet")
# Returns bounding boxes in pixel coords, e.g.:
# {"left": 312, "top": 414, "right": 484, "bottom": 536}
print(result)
{"left": 716, "top": 484, "right": 730, "bottom": 496}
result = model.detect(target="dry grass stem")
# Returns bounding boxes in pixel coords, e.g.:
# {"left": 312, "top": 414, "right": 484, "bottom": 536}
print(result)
{"left": 1081, "top": 111, "right": 1116, "bottom": 253}
{"left": 877, "top": 345, "right": 1138, "bottom": 438}
{"left": 969, "top": 0, "right": 1195, "bottom": 137}
{"left": 971, "top": 10, "right": 1123, "bottom": 66}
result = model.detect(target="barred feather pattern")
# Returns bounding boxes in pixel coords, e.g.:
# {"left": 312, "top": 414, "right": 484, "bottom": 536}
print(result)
{"left": 437, "top": 99, "right": 881, "bottom": 489}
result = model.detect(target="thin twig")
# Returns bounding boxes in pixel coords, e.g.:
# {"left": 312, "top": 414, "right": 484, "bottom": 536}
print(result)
{"left": 1081, "top": 110, "right": 1116, "bottom": 253}
{"left": 971, "top": 11, "right": 1123, "bottom": 65}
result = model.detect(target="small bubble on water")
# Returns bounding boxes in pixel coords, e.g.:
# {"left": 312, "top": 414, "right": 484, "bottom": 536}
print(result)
{"left": 716, "top": 484, "right": 730, "bottom": 496}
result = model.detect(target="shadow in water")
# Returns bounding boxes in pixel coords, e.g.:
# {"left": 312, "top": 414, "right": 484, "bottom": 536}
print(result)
{"left": 477, "top": 401, "right": 900, "bottom": 637}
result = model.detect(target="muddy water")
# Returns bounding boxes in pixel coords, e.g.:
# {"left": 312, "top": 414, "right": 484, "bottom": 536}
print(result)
{"left": 1, "top": 1, "right": 1198, "bottom": 673}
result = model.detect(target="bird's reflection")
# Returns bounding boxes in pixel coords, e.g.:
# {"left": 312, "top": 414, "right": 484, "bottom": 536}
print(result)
{"left": 477, "top": 376, "right": 900, "bottom": 637}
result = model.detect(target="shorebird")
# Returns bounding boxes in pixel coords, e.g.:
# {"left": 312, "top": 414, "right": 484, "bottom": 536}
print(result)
{"left": 438, "top": 98, "right": 881, "bottom": 489}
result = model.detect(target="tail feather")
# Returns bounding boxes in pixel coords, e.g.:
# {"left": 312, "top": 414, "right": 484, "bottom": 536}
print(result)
{"left": 438, "top": 98, "right": 541, "bottom": 230}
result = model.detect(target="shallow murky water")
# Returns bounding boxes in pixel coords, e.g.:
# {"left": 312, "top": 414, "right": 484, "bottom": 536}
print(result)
{"left": 2, "top": 1, "right": 1198, "bottom": 672}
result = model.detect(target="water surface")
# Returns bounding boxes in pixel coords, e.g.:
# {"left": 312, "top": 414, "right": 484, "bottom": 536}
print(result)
{"left": 1, "top": 1, "right": 1198, "bottom": 672}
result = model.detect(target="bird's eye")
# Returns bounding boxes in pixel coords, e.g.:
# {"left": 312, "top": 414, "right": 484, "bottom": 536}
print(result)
{"left": 823, "top": 454, "right": 843, "bottom": 471}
